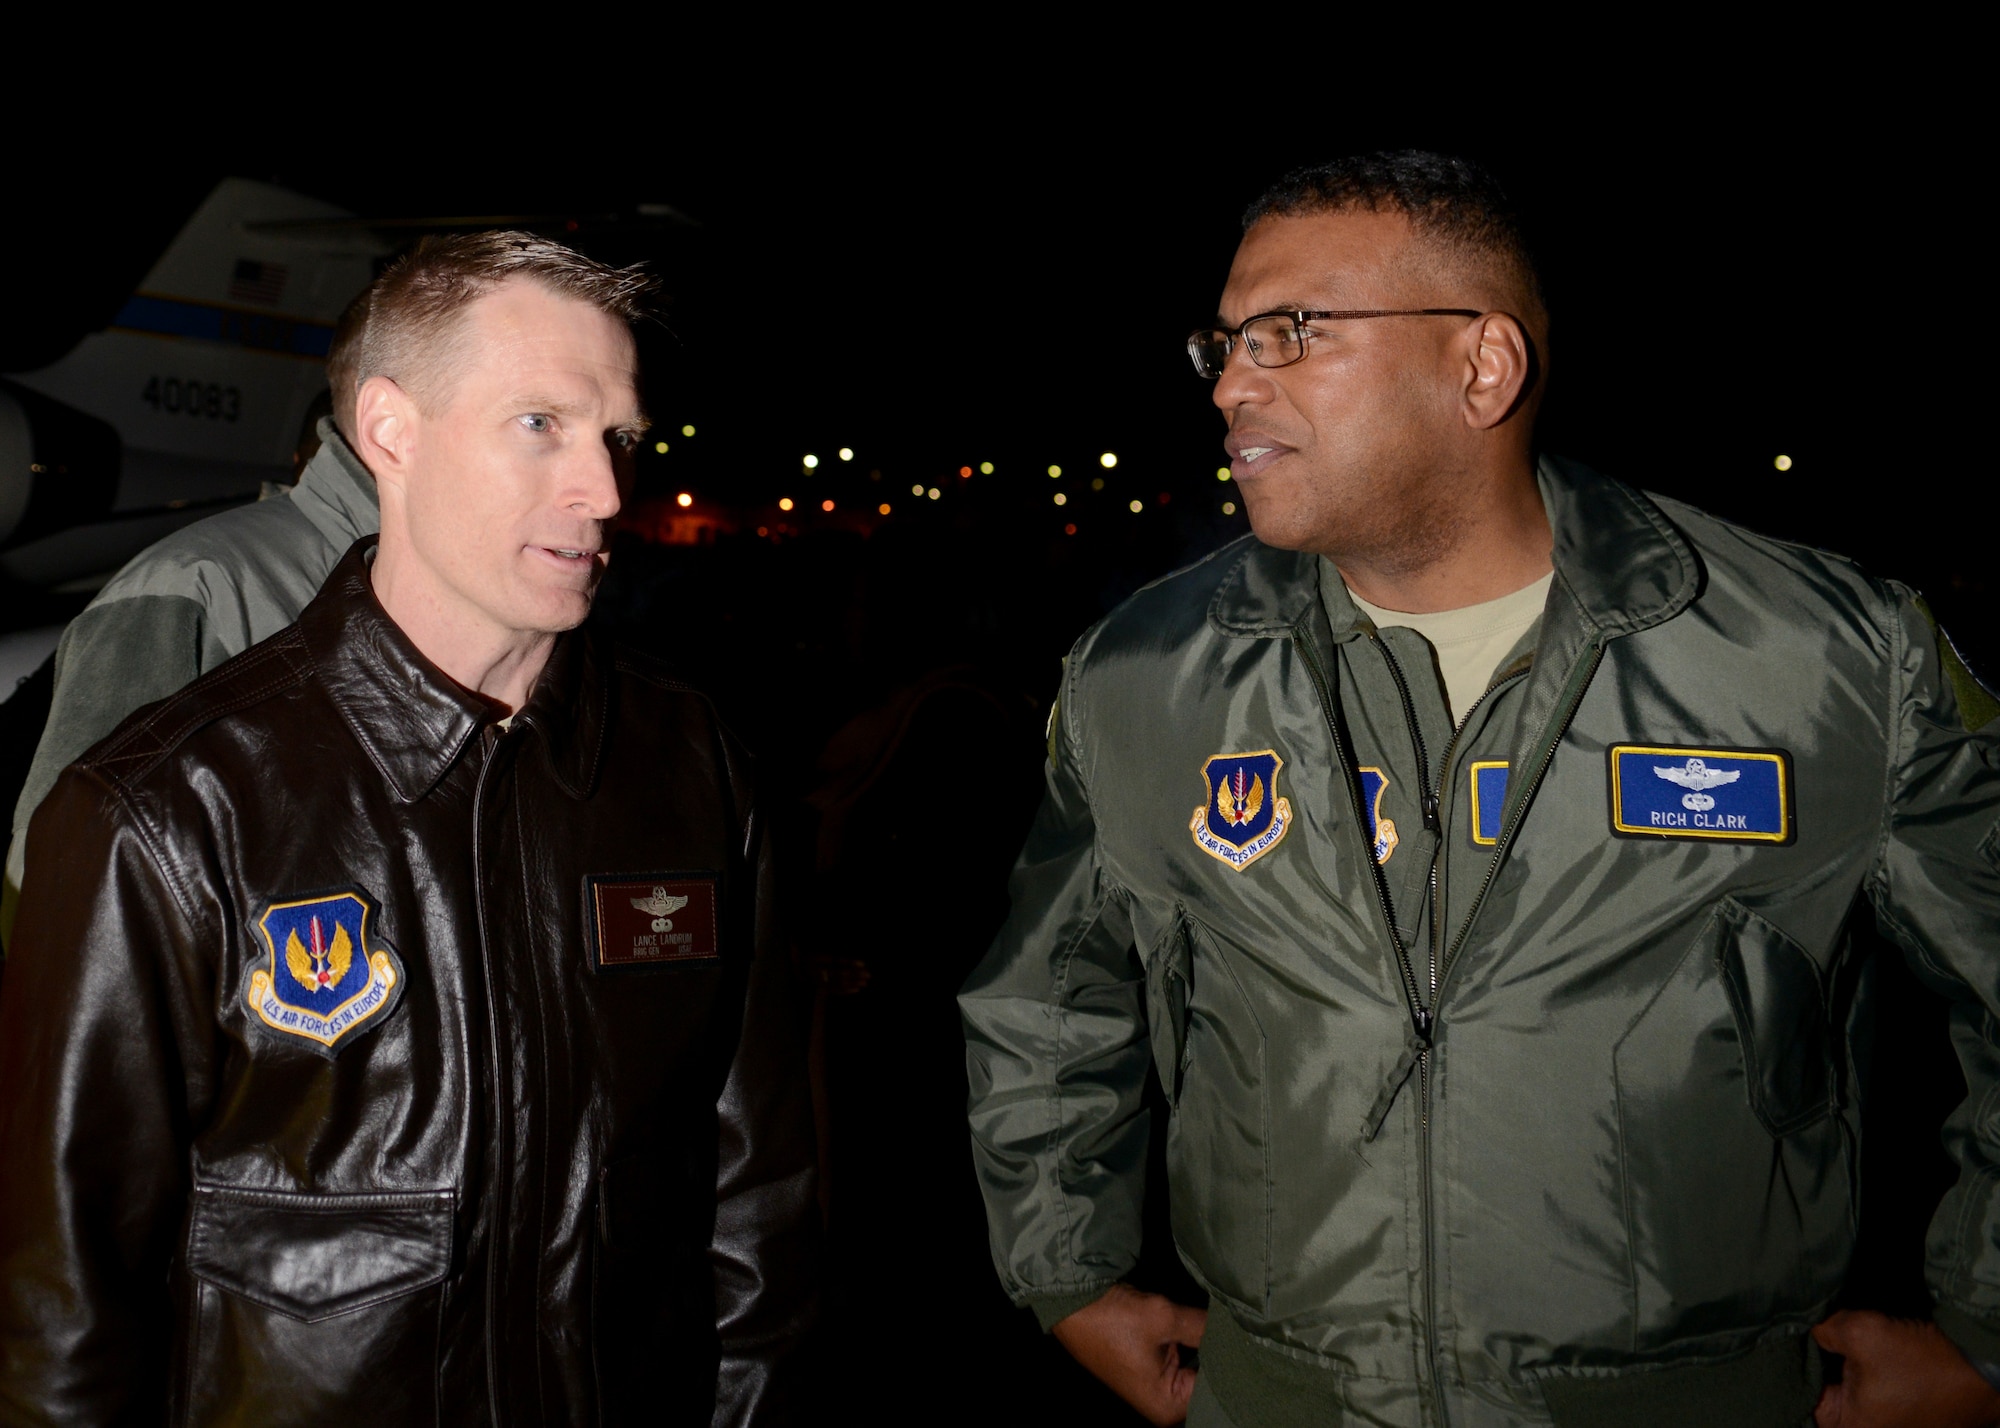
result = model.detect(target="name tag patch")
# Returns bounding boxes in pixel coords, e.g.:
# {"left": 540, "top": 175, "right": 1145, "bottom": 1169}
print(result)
{"left": 586, "top": 873, "right": 719, "bottom": 969}
{"left": 1608, "top": 746, "right": 1794, "bottom": 844}
{"left": 1469, "top": 761, "right": 1509, "bottom": 846}
{"left": 247, "top": 889, "right": 403, "bottom": 1057}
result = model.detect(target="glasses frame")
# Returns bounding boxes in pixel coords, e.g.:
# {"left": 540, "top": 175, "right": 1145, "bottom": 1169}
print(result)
{"left": 1187, "top": 308, "right": 1485, "bottom": 378}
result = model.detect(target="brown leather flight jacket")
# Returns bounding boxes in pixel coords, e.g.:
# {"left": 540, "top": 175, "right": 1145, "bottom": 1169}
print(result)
{"left": 0, "top": 541, "right": 817, "bottom": 1426}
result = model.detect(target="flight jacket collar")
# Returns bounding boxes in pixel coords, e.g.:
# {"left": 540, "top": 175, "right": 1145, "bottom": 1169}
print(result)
{"left": 292, "top": 419, "right": 382, "bottom": 553}
{"left": 297, "top": 538, "right": 607, "bottom": 804}
{"left": 1206, "top": 454, "right": 1699, "bottom": 644}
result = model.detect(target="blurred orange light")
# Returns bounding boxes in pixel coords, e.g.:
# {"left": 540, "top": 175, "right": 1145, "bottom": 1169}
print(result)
{"left": 778, "top": 497, "right": 795, "bottom": 511}
{"left": 878, "top": 503, "right": 892, "bottom": 515}
{"left": 821, "top": 499, "right": 835, "bottom": 512}
{"left": 757, "top": 526, "right": 769, "bottom": 536}
{"left": 959, "top": 466, "right": 972, "bottom": 478}
{"left": 1064, "top": 523, "right": 1077, "bottom": 536}
{"left": 675, "top": 492, "right": 693, "bottom": 508}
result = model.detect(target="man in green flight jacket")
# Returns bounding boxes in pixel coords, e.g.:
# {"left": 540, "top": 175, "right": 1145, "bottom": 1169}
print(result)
{"left": 961, "top": 152, "right": 2000, "bottom": 1427}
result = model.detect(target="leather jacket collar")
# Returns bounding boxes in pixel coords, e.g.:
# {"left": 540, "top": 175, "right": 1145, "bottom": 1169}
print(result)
{"left": 1207, "top": 455, "right": 1699, "bottom": 643}
{"left": 297, "top": 539, "right": 606, "bottom": 803}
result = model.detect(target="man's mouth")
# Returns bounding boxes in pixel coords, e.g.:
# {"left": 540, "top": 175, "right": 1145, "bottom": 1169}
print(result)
{"left": 1238, "top": 447, "right": 1273, "bottom": 462}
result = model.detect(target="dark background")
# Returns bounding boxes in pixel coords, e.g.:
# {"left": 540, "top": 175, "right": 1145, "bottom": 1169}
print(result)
{"left": 3, "top": 93, "right": 1978, "bottom": 1421}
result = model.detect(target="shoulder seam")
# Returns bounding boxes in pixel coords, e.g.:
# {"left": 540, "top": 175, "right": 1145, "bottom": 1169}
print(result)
{"left": 89, "top": 635, "right": 314, "bottom": 785}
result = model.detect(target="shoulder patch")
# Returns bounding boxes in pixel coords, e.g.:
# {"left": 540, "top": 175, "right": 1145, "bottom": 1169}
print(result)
{"left": 1191, "top": 750, "right": 1293, "bottom": 870}
{"left": 247, "top": 888, "right": 403, "bottom": 1056}
{"left": 1608, "top": 746, "right": 1794, "bottom": 845}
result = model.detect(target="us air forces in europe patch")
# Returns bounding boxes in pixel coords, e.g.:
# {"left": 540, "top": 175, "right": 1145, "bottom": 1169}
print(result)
{"left": 584, "top": 873, "right": 719, "bottom": 971}
{"left": 1192, "top": 751, "right": 1294, "bottom": 870}
{"left": 1608, "top": 745, "right": 1795, "bottom": 845}
{"left": 248, "top": 889, "right": 404, "bottom": 1056}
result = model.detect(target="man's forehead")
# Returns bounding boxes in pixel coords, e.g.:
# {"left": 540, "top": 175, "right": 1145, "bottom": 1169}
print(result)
{"left": 453, "top": 282, "right": 640, "bottom": 400}
{"left": 1219, "top": 209, "right": 1418, "bottom": 319}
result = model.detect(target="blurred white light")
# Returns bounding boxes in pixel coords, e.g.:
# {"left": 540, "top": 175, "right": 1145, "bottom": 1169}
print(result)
{"left": 1054, "top": 492, "right": 1068, "bottom": 506}
{"left": 681, "top": 424, "right": 695, "bottom": 437}
{"left": 778, "top": 497, "right": 794, "bottom": 511}
{"left": 1216, "top": 467, "right": 1231, "bottom": 481}
{"left": 1222, "top": 501, "right": 1237, "bottom": 515}
{"left": 1774, "top": 454, "right": 1793, "bottom": 471}
{"left": 1047, "top": 465, "right": 1062, "bottom": 478}
{"left": 675, "top": 492, "right": 693, "bottom": 508}
{"left": 1100, "top": 452, "right": 1117, "bottom": 469}
{"left": 979, "top": 461, "right": 994, "bottom": 475}
{"left": 912, "top": 484, "right": 925, "bottom": 496}
{"left": 654, "top": 440, "right": 669, "bottom": 455}
{"left": 803, "top": 454, "right": 820, "bottom": 469}
{"left": 1128, "top": 499, "right": 1143, "bottom": 514}
{"left": 839, "top": 447, "right": 854, "bottom": 462}
{"left": 927, "top": 487, "right": 941, "bottom": 500}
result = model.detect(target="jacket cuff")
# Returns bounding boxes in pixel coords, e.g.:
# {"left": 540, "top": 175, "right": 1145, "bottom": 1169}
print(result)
{"left": 1935, "top": 1302, "right": 2000, "bottom": 1370}
{"left": 1027, "top": 1286, "right": 1115, "bottom": 1333}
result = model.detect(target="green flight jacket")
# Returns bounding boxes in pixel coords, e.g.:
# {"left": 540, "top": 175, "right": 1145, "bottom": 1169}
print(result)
{"left": 960, "top": 458, "right": 2000, "bottom": 1428}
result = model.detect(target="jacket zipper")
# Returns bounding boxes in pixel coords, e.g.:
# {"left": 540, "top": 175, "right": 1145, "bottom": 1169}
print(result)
{"left": 470, "top": 723, "right": 507, "bottom": 1423}
{"left": 1292, "top": 632, "right": 1430, "bottom": 1043}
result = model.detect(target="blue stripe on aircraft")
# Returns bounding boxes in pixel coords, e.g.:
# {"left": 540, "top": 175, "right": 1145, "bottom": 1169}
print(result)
{"left": 110, "top": 295, "right": 334, "bottom": 359}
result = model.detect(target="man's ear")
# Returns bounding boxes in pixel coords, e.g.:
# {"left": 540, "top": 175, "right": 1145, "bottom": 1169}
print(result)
{"left": 1462, "top": 313, "right": 1535, "bottom": 430}
{"left": 353, "top": 375, "right": 415, "bottom": 495}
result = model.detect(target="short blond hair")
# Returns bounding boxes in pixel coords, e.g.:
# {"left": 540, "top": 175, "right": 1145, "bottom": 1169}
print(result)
{"left": 326, "top": 230, "right": 658, "bottom": 439}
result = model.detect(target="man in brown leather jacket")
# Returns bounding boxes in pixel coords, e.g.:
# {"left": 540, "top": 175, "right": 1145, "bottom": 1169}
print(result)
{"left": 0, "top": 232, "right": 817, "bottom": 1425}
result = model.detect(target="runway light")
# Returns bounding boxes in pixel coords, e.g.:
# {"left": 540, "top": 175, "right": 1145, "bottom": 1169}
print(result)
{"left": 1100, "top": 452, "right": 1117, "bottom": 469}
{"left": 803, "top": 454, "right": 820, "bottom": 469}
{"left": 912, "top": 484, "right": 925, "bottom": 496}
{"left": 778, "top": 497, "right": 795, "bottom": 511}
{"left": 1090, "top": 477, "right": 1105, "bottom": 491}
{"left": 960, "top": 466, "right": 972, "bottom": 479}
{"left": 927, "top": 487, "right": 941, "bottom": 500}
{"left": 654, "top": 440, "right": 669, "bottom": 455}
{"left": 821, "top": 499, "right": 835, "bottom": 512}
{"left": 1047, "top": 464, "right": 1062, "bottom": 478}
{"left": 878, "top": 503, "right": 891, "bottom": 515}
{"left": 681, "top": 424, "right": 695, "bottom": 437}
{"left": 675, "top": 492, "right": 693, "bottom": 508}
{"left": 839, "top": 447, "right": 854, "bottom": 461}
{"left": 1129, "top": 499, "right": 1143, "bottom": 513}
{"left": 1222, "top": 501, "right": 1237, "bottom": 515}
{"left": 1774, "top": 454, "right": 1793, "bottom": 471}
{"left": 979, "top": 461, "right": 994, "bottom": 475}
{"left": 1054, "top": 492, "right": 1068, "bottom": 506}
{"left": 1216, "top": 467, "right": 1231, "bottom": 481}
{"left": 1063, "top": 523, "right": 1077, "bottom": 536}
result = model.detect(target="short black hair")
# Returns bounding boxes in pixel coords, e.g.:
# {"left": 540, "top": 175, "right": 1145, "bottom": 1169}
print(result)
{"left": 1244, "top": 150, "right": 1544, "bottom": 317}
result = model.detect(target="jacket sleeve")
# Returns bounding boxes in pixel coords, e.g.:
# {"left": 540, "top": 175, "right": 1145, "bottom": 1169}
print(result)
{"left": 11, "top": 594, "right": 218, "bottom": 847}
{"left": 1862, "top": 587, "right": 2000, "bottom": 1362}
{"left": 0, "top": 768, "right": 205, "bottom": 1424}
{"left": 959, "top": 661, "right": 1149, "bottom": 1330}
{"left": 710, "top": 803, "right": 819, "bottom": 1428}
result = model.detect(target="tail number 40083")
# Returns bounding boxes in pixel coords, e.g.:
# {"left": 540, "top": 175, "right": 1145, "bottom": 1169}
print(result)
{"left": 141, "top": 376, "right": 241, "bottom": 422}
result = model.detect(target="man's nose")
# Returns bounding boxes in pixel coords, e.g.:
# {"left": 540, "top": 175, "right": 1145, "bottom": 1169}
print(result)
{"left": 1211, "top": 345, "right": 1273, "bottom": 415}
{"left": 566, "top": 439, "right": 625, "bottom": 521}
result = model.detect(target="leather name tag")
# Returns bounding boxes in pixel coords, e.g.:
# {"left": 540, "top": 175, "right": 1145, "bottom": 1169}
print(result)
{"left": 585, "top": 873, "right": 719, "bottom": 969}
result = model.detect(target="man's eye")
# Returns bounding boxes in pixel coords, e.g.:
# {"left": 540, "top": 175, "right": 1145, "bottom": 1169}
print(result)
{"left": 613, "top": 431, "right": 639, "bottom": 452}
{"left": 520, "top": 414, "right": 552, "bottom": 433}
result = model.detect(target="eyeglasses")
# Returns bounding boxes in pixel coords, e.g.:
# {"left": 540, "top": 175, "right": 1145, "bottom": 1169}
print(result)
{"left": 1186, "top": 308, "right": 1483, "bottom": 379}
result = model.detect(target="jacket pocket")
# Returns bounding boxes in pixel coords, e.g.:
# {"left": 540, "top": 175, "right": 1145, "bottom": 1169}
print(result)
{"left": 1613, "top": 899, "right": 1849, "bottom": 1348}
{"left": 1162, "top": 914, "right": 1271, "bottom": 1316}
{"left": 592, "top": 1152, "right": 718, "bottom": 1425}
{"left": 182, "top": 1185, "right": 452, "bottom": 1427}
{"left": 1145, "top": 912, "right": 1195, "bottom": 1106}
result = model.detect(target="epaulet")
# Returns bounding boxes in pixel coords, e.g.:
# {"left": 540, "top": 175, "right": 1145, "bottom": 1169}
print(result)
{"left": 85, "top": 628, "right": 315, "bottom": 788}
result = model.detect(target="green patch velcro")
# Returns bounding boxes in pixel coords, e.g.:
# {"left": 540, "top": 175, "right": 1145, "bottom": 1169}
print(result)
{"left": 1915, "top": 595, "right": 2000, "bottom": 732}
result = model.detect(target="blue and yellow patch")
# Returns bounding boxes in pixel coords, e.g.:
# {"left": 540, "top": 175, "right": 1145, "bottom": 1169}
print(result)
{"left": 1356, "top": 768, "right": 1399, "bottom": 865}
{"left": 1191, "top": 750, "right": 1293, "bottom": 870}
{"left": 1469, "top": 761, "right": 1509, "bottom": 846}
{"left": 1608, "top": 745, "right": 1794, "bottom": 844}
{"left": 246, "top": 889, "right": 404, "bottom": 1056}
